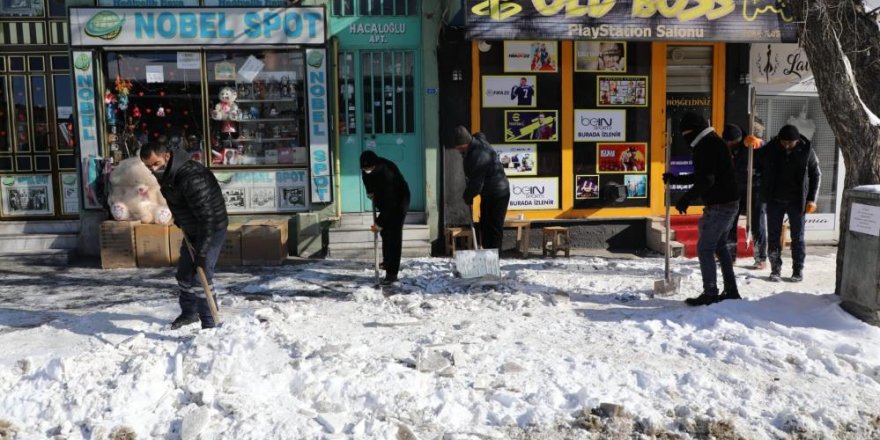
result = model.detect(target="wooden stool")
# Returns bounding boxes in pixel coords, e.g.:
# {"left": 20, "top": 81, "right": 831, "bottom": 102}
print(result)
{"left": 445, "top": 227, "right": 474, "bottom": 256}
{"left": 542, "top": 226, "right": 570, "bottom": 257}
{"left": 504, "top": 219, "right": 532, "bottom": 257}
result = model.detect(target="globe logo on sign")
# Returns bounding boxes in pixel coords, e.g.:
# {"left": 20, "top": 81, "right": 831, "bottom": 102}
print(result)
{"left": 85, "top": 11, "right": 125, "bottom": 41}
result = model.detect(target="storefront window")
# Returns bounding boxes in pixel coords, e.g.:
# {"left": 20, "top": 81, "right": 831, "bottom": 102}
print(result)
{"left": 31, "top": 76, "right": 49, "bottom": 152}
{"left": 53, "top": 74, "right": 75, "bottom": 153}
{"left": 11, "top": 75, "right": 29, "bottom": 153}
{"left": 0, "top": 0, "right": 44, "bottom": 17}
{"left": 205, "top": 50, "right": 306, "bottom": 167}
{"left": 338, "top": 52, "right": 357, "bottom": 135}
{"left": 0, "top": 76, "right": 9, "bottom": 155}
{"left": 104, "top": 51, "right": 205, "bottom": 162}
{"left": 362, "top": 50, "right": 414, "bottom": 134}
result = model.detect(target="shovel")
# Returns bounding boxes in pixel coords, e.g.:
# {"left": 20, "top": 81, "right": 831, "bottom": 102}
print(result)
{"left": 183, "top": 237, "right": 221, "bottom": 325}
{"left": 654, "top": 142, "right": 682, "bottom": 296}
{"left": 454, "top": 205, "right": 501, "bottom": 279}
{"left": 371, "top": 202, "right": 380, "bottom": 285}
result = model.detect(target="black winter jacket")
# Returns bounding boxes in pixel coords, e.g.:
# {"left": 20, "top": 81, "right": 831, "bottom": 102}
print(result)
{"left": 361, "top": 156, "right": 410, "bottom": 228}
{"left": 462, "top": 133, "right": 510, "bottom": 203}
{"left": 731, "top": 141, "right": 764, "bottom": 195}
{"left": 675, "top": 129, "right": 739, "bottom": 206}
{"left": 761, "top": 135, "right": 821, "bottom": 209}
{"left": 157, "top": 148, "right": 229, "bottom": 260}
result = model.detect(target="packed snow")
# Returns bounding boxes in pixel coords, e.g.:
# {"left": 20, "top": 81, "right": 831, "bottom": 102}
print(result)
{"left": 1, "top": 250, "right": 879, "bottom": 439}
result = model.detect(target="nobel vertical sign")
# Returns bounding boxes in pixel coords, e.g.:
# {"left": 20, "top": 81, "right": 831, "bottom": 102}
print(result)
{"left": 466, "top": 0, "right": 797, "bottom": 42}
{"left": 69, "top": 7, "right": 326, "bottom": 46}
{"left": 73, "top": 51, "right": 99, "bottom": 159}
{"left": 306, "top": 48, "right": 332, "bottom": 203}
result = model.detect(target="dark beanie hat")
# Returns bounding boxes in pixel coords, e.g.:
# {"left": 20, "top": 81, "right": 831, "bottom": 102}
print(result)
{"left": 722, "top": 124, "right": 743, "bottom": 142}
{"left": 453, "top": 125, "right": 473, "bottom": 146}
{"left": 679, "top": 112, "right": 709, "bottom": 133}
{"left": 778, "top": 124, "right": 800, "bottom": 141}
{"left": 360, "top": 150, "right": 379, "bottom": 168}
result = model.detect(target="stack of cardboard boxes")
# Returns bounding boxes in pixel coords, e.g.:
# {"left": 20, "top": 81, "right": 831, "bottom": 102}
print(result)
{"left": 99, "top": 219, "right": 289, "bottom": 269}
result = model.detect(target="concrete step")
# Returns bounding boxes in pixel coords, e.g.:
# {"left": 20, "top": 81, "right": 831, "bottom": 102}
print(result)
{"left": 0, "top": 233, "right": 78, "bottom": 254}
{"left": 337, "top": 212, "right": 426, "bottom": 227}
{"left": 0, "top": 220, "right": 79, "bottom": 235}
{"left": 327, "top": 240, "right": 432, "bottom": 260}
{"left": 329, "top": 225, "right": 429, "bottom": 244}
{"left": 329, "top": 239, "right": 432, "bottom": 250}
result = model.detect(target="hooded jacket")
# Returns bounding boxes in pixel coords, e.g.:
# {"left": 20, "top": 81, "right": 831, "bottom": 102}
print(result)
{"left": 156, "top": 148, "right": 228, "bottom": 259}
{"left": 675, "top": 128, "right": 739, "bottom": 206}
{"left": 761, "top": 135, "right": 821, "bottom": 209}
{"left": 462, "top": 133, "right": 510, "bottom": 203}
{"left": 361, "top": 156, "right": 410, "bottom": 227}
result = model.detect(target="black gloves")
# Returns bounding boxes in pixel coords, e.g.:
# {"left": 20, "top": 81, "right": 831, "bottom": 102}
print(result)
{"left": 463, "top": 197, "right": 473, "bottom": 206}
{"left": 674, "top": 197, "right": 690, "bottom": 215}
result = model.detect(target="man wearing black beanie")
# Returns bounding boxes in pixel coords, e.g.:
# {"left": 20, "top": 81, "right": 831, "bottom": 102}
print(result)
{"left": 453, "top": 125, "right": 510, "bottom": 251}
{"left": 663, "top": 112, "right": 740, "bottom": 306}
{"left": 360, "top": 150, "right": 411, "bottom": 285}
{"left": 761, "top": 124, "right": 821, "bottom": 282}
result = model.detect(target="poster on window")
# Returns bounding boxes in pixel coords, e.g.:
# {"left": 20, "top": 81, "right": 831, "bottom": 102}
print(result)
{"left": 505, "top": 110, "right": 558, "bottom": 142}
{"left": 61, "top": 173, "right": 80, "bottom": 215}
{"left": 575, "top": 41, "right": 627, "bottom": 72}
{"left": 597, "top": 143, "right": 648, "bottom": 174}
{"left": 496, "top": 144, "right": 537, "bottom": 176}
{"left": 624, "top": 174, "right": 648, "bottom": 198}
{"left": 575, "top": 175, "right": 600, "bottom": 200}
{"left": 574, "top": 109, "right": 626, "bottom": 142}
{"left": 508, "top": 177, "right": 559, "bottom": 210}
{"left": 597, "top": 76, "right": 648, "bottom": 107}
{"left": 482, "top": 75, "right": 537, "bottom": 108}
{"left": 1, "top": 175, "right": 54, "bottom": 216}
{"left": 504, "top": 41, "right": 558, "bottom": 73}
{"left": 213, "top": 169, "right": 308, "bottom": 213}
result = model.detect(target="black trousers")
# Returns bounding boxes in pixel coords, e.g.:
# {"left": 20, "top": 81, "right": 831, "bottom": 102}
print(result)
{"left": 479, "top": 192, "right": 510, "bottom": 250}
{"left": 380, "top": 209, "right": 407, "bottom": 279}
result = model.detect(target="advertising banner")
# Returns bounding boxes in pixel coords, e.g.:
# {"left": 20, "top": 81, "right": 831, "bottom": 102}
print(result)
{"left": 666, "top": 93, "right": 711, "bottom": 197}
{"left": 598, "top": 76, "right": 648, "bottom": 107}
{"left": 61, "top": 173, "right": 80, "bottom": 215}
{"left": 503, "top": 41, "right": 558, "bottom": 72}
{"left": 597, "top": 142, "right": 647, "bottom": 173}
{"left": 482, "top": 75, "right": 537, "bottom": 108}
{"left": 575, "top": 175, "right": 600, "bottom": 200}
{"left": 1, "top": 175, "right": 54, "bottom": 217}
{"left": 575, "top": 41, "right": 627, "bottom": 72}
{"left": 496, "top": 144, "right": 537, "bottom": 176}
{"left": 306, "top": 48, "right": 332, "bottom": 203}
{"left": 466, "top": 0, "right": 797, "bottom": 43}
{"left": 508, "top": 177, "right": 559, "bottom": 210}
{"left": 69, "top": 7, "right": 326, "bottom": 46}
{"left": 213, "top": 169, "right": 308, "bottom": 213}
{"left": 505, "top": 110, "right": 558, "bottom": 142}
{"left": 575, "top": 109, "right": 626, "bottom": 142}
{"left": 750, "top": 43, "right": 816, "bottom": 93}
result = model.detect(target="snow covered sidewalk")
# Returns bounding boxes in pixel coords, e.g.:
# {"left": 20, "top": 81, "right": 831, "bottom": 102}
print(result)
{"left": 1, "top": 251, "right": 879, "bottom": 439}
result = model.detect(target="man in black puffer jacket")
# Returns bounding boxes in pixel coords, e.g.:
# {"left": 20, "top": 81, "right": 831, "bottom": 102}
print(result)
{"left": 140, "top": 143, "right": 228, "bottom": 329}
{"left": 453, "top": 126, "right": 510, "bottom": 250}
{"left": 360, "top": 150, "right": 410, "bottom": 285}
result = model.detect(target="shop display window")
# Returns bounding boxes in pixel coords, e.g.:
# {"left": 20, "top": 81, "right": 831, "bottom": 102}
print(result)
{"left": 205, "top": 50, "right": 307, "bottom": 168}
{"left": 53, "top": 74, "right": 75, "bottom": 151}
{"left": 0, "top": 0, "right": 44, "bottom": 17}
{"left": 11, "top": 76, "right": 29, "bottom": 152}
{"left": 103, "top": 51, "right": 205, "bottom": 163}
{"left": 0, "top": 76, "right": 9, "bottom": 153}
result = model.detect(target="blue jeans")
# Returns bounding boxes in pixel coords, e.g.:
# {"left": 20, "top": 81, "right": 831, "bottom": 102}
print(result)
{"left": 698, "top": 201, "right": 740, "bottom": 294}
{"left": 727, "top": 192, "right": 768, "bottom": 262}
{"left": 176, "top": 229, "right": 226, "bottom": 327}
{"left": 767, "top": 200, "right": 806, "bottom": 273}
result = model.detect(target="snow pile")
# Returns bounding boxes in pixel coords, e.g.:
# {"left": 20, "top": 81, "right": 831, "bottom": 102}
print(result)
{"left": 1, "top": 254, "right": 880, "bottom": 438}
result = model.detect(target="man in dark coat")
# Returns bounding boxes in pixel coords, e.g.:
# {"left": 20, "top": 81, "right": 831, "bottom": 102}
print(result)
{"left": 140, "top": 142, "right": 228, "bottom": 329}
{"left": 663, "top": 113, "right": 741, "bottom": 306}
{"left": 723, "top": 124, "right": 768, "bottom": 269}
{"left": 360, "top": 150, "right": 410, "bottom": 285}
{"left": 453, "top": 126, "right": 510, "bottom": 251}
{"left": 761, "top": 125, "right": 821, "bottom": 282}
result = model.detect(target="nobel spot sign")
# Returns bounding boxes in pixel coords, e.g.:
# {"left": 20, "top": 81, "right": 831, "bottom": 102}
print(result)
{"left": 306, "top": 48, "right": 332, "bottom": 204}
{"left": 466, "top": 0, "right": 797, "bottom": 42}
{"left": 70, "top": 7, "right": 326, "bottom": 46}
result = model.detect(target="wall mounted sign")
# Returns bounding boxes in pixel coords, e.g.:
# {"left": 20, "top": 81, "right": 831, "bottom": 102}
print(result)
{"left": 61, "top": 173, "right": 80, "bottom": 215}
{"left": 496, "top": 144, "right": 537, "bottom": 176}
{"left": 466, "top": 0, "right": 798, "bottom": 43}
{"left": 505, "top": 110, "right": 558, "bottom": 142}
{"left": 306, "top": 48, "right": 332, "bottom": 203}
{"left": 575, "top": 109, "right": 626, "bottom": 141}
{"left": 750, "top": 43, "right": 816, "bottom": 94}
{"left": 575, "top": 174, "right": 600, "bottom": 200}
{"left": 482, "top": 75, "right": 537, "bottom": 108}
{"left": 69, "top": 7, "right": 326, "bottom": 46}
{"left": 503, "top": 41, "right": 558, "bottom": 72}
{"left": 213, "top": 169, "right": 309, "bottom": 213}
{"left": 508, "top": 177, "right": 559, "bottom": 210}
{"left": 0, "top": 174, "right": 54, "bottom": 217}
{"left": 597, "top": 142, "right": 647, "bottom": 173}
{"left": 623, "top": 174, "right": 647, "bottom": 198}
{"left": 597, "top": 76, "right": 648, "bottom": 107}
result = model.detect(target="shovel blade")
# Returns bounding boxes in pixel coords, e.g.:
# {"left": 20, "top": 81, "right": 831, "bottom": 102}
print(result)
{"left": 454, "top": 249, "right": 501, "bottom": 279}
{"left": 653, "top": 275, "right": 681, "bottom": 296}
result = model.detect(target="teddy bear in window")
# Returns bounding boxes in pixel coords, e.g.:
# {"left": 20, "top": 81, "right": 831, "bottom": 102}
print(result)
{"left": 211, "top": 86, "right": 241, "bottom": 122}
{"left": 108, "top": 157, "right": 173, "bottom": 225}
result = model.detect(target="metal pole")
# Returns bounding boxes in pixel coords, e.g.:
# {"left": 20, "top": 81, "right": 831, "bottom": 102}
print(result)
{"left": 746, "top": 87, "right": 757, "bottom": 249}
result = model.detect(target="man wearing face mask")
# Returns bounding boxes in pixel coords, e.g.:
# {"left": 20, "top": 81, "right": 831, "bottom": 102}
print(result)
{"left": 663, "top": 112, "right": 740, "bottom": 306}
{"left": 761, "top": 125, "right": 821, "bottom": 283}
{"left": 360, "top": 150, "right": 411, "bottom": 285}
{"left": 140, "top": 142, "right": 228, "bottom": 329}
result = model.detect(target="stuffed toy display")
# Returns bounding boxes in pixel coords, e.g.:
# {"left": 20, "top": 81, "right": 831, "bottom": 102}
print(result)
{"left": 211, "top": 86, "right": 241, "bottom": 122}
{"left": 108, "top": 157, "right": 173, "bottom": 224}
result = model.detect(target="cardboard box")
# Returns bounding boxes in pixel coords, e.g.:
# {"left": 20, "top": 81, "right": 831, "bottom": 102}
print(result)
{"left": 135, "top": 224, "right": 171, "bottom": 268}
{"left": 169, "top": 226, "right": 186, "bottom": 265}
{"left": 241, "top": 219, "right": 288, "bottom": 266}
{"left": 100, "top": 220, "right": 139, "bottom": 269}
{"left": 218, "top": 224, "right": 243, "bottom": 267}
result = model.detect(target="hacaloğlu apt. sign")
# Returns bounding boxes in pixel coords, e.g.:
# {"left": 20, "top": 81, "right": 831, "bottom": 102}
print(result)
{"left": 465, "top": 0, "right": 798, "bottom": 43}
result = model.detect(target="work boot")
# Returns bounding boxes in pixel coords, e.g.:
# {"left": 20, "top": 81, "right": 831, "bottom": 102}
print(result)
{"left": 790, "top": 269, "right": 803, "bottom": 283}
{"left": 769, "top": 271, "right": 782, "bottom": 282}
{"left": 719, "top": 289, "right": 742, "bottom": 301}
{"left": 170, "top": 314, "right": 199, "bottom": 329}
{"left": 380, "top": 275, "right": 398, "bottom": 286}
{"left": 749, "top": 260, "right": 767, "bottom": 270}
{"left": 685, "top": 291, "right": 720, "bottom": 306}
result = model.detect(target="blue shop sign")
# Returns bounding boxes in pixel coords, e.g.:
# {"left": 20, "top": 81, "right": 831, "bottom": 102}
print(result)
{"left": 69, "top": 7, "right": 326, "bottom": 46}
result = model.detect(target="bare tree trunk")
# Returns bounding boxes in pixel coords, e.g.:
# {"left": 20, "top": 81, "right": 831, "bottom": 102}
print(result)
{"left": 789, "top": 0, "right": 880, "bottom": 294}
